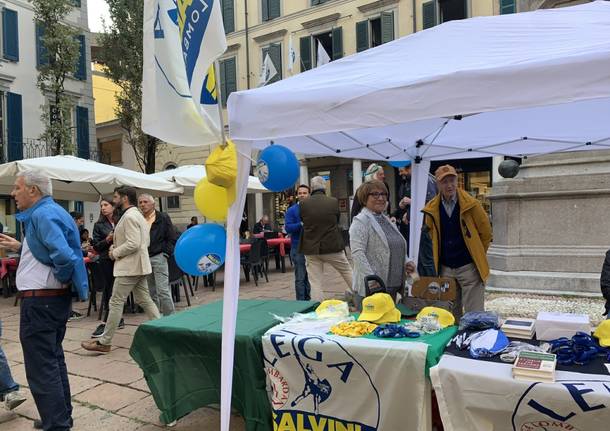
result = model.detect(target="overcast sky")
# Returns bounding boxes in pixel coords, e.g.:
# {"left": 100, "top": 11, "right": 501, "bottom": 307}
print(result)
{"left": 88, "top": 0, "right": 111, "bottom": 33}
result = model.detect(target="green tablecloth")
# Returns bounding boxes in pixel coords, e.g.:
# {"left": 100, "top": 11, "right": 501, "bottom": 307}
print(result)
{"left": 129, "top": 299, "right": 317, "bottom": 430}
{"left": 360, "top": 318, "right": 457, "bottom": 376}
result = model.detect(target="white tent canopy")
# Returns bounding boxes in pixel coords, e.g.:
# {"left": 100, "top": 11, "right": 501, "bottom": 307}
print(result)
{"left": 150, "top": 165, "right": 270, "bottom": 193}
{"left": 219, "top": 4, "right": 610, "bottom": 429}
{"left": 229, "top": 1, "right": 610, "bottom": 162}
{"left": 0, "top": 156, "right": 183, "bottom": 201}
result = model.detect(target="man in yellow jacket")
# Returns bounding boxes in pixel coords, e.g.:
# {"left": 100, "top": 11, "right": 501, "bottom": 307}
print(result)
{"left": 422, "top": 165, "right": 492, "bottom": 319}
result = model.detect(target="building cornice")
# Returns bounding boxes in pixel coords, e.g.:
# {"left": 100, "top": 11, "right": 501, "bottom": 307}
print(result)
{"left": 301, "top": 12, "right": 341, "bottom": 29}
{"left": 357, "top": 0, "right": 400, "bottom": 13}
{"left": 253, "top": 29, "right": 288, "bottom": 44}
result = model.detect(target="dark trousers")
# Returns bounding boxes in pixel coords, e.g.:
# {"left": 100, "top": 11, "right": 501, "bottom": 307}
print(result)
{"left": 291, "top": 247, "right": 311, "bottom": 301}
{"left": 98, "top": 258, "right": 115, "bottom": 321}
{"left": 20, "top": 294, "right": 72, "bottom": 431}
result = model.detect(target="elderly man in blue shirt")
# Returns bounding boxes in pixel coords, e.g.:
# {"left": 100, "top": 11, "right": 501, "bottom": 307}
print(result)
{"left": 0, "top": 170, "right": 88, "bottom": 431}
{"left": 284, "top": 184, "right": 311, "bottom": 300}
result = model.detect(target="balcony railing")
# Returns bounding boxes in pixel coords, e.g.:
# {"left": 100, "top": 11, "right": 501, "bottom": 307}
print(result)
{"left": 2, "top": 139, "right": 111, "bottom": 165}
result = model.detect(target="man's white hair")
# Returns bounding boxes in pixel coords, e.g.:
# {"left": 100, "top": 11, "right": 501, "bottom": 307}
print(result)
{"left": 17, "top": 170, "right": 52, "bottom": 196}
{"left": 310, "top": 176, "right": 326, "bottom": 192}
{"left": 138, "top": 193, "right": 155, "bottom": 204}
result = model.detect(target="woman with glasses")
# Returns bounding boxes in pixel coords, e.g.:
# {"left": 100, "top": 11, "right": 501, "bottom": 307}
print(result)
{"left": 350, "top": 180, "right": 408, "bottom": 309}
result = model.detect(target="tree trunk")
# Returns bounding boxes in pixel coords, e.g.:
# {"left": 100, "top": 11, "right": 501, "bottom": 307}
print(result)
{"left": 144, "top": 135, "right": 157, "bottom": 174}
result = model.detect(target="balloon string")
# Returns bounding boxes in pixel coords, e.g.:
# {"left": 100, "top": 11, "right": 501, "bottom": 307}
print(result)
{"left": 235, "top": 149, "right": 257, "bottom": 165}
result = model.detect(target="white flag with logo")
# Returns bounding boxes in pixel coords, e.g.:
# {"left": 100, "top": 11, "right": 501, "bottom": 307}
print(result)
{"left": 259, "top": 53, "right": 278, "bottom": 86}
{"left": 288, "top": 33, "right": 297, "bottom": 73}
{"left": 317, "top": 40, "right": 331, "bottom": 67}
{"left": 142, "top": 0, "right": 227, "bottom": 147}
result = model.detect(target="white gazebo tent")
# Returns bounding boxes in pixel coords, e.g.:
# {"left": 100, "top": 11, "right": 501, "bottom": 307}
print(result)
{"left": 0, "top": 155, "right": 183, "bottom": 201}
{"left": 220, "top": 2, "right": 610, "bottom": 430}
{"left": 149, "top": 164, "right": 270, "bottom": 193}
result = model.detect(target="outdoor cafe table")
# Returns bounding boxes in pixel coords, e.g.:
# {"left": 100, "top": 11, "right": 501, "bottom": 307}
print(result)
{"left": 129, "top": 299, "right": 318, "bottom": 430}
{"left": 261, "top": 317, "right": 457, "bottom": 431}
{"left": 240, "top": 237, "right": 291, "bottom": 273}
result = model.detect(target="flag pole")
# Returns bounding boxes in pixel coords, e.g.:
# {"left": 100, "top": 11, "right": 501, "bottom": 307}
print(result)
{"left": 214, "top": 60, "right": 227, "bottom": 148}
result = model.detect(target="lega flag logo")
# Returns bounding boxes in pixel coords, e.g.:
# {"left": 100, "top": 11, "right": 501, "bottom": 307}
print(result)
{"left": 512, "top": 380, "right": 610, "bottom": 431}
{"left": 264, "top": 331, "right": 381, "bottom": 431}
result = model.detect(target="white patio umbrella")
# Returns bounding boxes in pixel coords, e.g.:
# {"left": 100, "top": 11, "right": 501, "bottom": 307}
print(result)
{"left": 150, "top": 165, "right": 270, "bottom": 193}
{"left": 218, "top": 3, "right": 610, "bottom": 430}
{"left": 0, "top": 155, "right": 183, "bottom": 201}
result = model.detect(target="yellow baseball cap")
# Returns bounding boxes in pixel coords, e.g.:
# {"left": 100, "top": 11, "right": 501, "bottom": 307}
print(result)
{"left": 593, "top": 320, "right": 610, "bottom": 347}
{"left": 316, "top": 300, "right": 349, "bottom": 319}
{"left": 358, "top": 293, "right": 401, "bottom": 324}
{"left": 416, "top": 307, "right": 455, "bottom": 328}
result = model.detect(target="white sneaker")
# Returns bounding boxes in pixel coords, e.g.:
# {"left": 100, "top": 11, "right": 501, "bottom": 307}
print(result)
{"left": 4, "top": 391, "right": 26, "bottom": 410}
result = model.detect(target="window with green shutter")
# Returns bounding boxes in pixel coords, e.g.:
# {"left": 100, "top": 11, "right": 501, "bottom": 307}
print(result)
{"left": 500, "top": 0, "right": 516, "bottom": 14}
{"left": 76, "top": 106, "right": 90, "bottom": 159}
{"left": 2, "top": 8, "right": 19, "bottom": 62}
{"left": 262, "top": 43, "right": 282, "bottom": 84}
{"left": 74, "top": 34, "right": 87, "bottom": 81}
{"left": 331, "top": 27, "right": 342, "bottom": 60}
{"left": 7, "top": 92, "right": 23, "bottom": 162}
{"left": 262, "top": 0, "right": 281, "bottom": 22}
{"left": 356, "top": 20, "right": 369, "bottom": 52}
{"left": 380, "top": 11, "right": 394, "bottom": 45}
{"left": 219, "top": 57, "right": 237, "bottom": 107}
{"left": 422, "top": 1, "right": 436, "bottom": 29}
{"left": 35, "top": 23, "right": 49, "bottom": 67}
{"left": 300, "top": 36, "right": 312, "bottom": 71}
{"left": 222, "top": 0, "right": 235, "bottom": 33}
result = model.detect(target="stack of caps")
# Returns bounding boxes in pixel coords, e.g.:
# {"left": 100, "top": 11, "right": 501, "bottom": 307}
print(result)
{"left": 358, "top": 293, "right": 401, "bottom": 324}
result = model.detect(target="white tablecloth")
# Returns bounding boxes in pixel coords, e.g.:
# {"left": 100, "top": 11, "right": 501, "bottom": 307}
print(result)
{"left": 430, "top": 355, "right": 610, "bottom": 431}
{"left": 262, "top": 325, "right": 432, "bottom": 431}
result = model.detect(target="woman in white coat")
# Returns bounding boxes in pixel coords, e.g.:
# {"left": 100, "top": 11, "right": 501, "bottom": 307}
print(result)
{"left": 350, "top": 180, "right": 409, "bottom": 309}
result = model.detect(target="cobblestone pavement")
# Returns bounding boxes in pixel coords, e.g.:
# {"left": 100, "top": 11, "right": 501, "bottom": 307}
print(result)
{"left": 0, "top": 260, "right": 605, "bottom": 430}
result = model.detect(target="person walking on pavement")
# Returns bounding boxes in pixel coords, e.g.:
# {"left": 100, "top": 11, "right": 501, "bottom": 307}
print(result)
{"left": 422, "top": 164, "right": 492, "bottom": 320}
{"left": 138, "top": 194, "right": 177, "bottom": 316}
{"left": 285, "top": 184, "right": 311, "bottom": 300}
{"left": 0, "top": 170, "right": 88, "bottom": 431}
{"left": 299, "top": 176, "right": 353, "bottom": 302}
{"left": 0, "top": 320, "right": 27, "bottom": 410}
{"left": 90, "top": 196, "right": 125, "bottom": 338}
{"left": 82, "top": 186, "right": 160, "bottom": 353}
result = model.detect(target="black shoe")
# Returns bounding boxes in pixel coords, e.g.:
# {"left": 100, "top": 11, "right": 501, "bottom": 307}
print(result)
{"left": 68, "top": 310, "right": 84, "bottom": 322}
{"left": 118, "top": 318, "right": 125, "bottom": 329}
{"left": 34, "top": 417, "right": 73, "bottom": 429}
{"left": 91, "top": 324, "right": 105, "bottom": 338}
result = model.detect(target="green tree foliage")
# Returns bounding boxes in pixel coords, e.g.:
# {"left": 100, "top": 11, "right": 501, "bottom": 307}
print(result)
{"left": 33, "top": 0, "right": 80, "bottom": 156}
{"left": 98, "top": 0, "right": 159, "bottom": 173}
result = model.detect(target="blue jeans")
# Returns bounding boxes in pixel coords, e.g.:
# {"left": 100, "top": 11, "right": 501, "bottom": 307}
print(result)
{"left": 291, "top": 247, "right": 311, "bottom": 301}
{"left": 20, "top": 294, "right": 72, "bottom": 431}
{"left": 0, "top": 320, "right": 19, "bottom": 399}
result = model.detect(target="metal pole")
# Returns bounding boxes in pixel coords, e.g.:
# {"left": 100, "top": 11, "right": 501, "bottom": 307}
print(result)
{"left": 213, "top": 60, "right": 227, "bottom": 148}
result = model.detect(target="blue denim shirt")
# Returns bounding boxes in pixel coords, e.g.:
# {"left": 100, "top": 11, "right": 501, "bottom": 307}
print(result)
{"left": 15, "top": 196, "right": 89, "bottom": 300}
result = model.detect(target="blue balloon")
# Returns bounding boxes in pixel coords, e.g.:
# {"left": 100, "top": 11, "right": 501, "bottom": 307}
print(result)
{"left": 256, "top": 145, "right": 300, "bottom": 192}
{"left": 389, "top": 160, "right": 412, "bottom": 168}
{"left": 175, "top": 224, "right": 226, "bottom": 276}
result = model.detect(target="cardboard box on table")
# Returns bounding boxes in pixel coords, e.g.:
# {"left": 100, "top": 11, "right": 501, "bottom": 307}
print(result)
{"left": 535, "top": 311, "right": 591, "bottom": 341}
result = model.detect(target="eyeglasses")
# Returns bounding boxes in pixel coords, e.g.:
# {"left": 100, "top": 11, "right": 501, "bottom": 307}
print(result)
{"left": 368, "top": 192, "right": 388, "bottom": 199}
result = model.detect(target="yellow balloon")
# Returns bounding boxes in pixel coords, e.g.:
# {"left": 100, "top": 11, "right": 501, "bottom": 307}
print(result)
{"left": 194, "top": 177, "right": 229, "bottom": 221}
